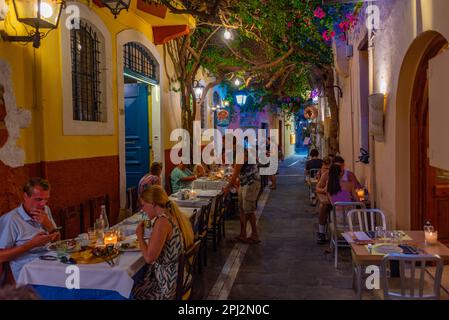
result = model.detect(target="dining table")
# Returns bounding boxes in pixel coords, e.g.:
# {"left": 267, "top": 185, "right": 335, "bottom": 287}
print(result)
{"left": 16, "top": 208, "right": 196, "bottom": 300}
{"left": 342, "top": 230, "right": 449, "bottom": 299}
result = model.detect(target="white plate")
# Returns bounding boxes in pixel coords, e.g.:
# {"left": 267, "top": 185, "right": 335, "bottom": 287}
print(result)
{"left": 373, "top": 244, "right": 403, "bottom": 254}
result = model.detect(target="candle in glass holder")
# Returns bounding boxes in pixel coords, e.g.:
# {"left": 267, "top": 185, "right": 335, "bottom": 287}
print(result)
{"left": 356, "top": 189, "right": 365, "bottom": 201}
{"left": 425, "top": 230, "right": 438, "bottom": 245}
{"left": 104, "top": 231, "right": 118, "bottom": 245}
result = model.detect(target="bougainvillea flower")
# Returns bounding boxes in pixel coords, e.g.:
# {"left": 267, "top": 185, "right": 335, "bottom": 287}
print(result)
{"left": 314, "top": 7, "right": 326, "bottom": 19}
{"left": 322, "top": 30, "right": 331, "bottom": 41}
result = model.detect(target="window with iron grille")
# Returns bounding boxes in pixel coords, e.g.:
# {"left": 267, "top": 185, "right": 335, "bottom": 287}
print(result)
{"left": 71, "top": 20, "right": 104, "bottom": 122}
{"left": 124, "top": 42, "right": 159, "bottom": 84}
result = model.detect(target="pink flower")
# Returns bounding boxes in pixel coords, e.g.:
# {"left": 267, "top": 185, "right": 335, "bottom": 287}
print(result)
{"left": 322, "top": 30, "right": 331, "bottom": 41}
{"left": 287, "top": 21, "right": 293, "bottom": 28}
{"left": 314, "top": 7, "right": 326, "bottom": 19}
{"left": 346, "top": 13, "right": 357, "bottom": 27}
{"left": 339, "top": 20, "right": 349, "bottom": 32}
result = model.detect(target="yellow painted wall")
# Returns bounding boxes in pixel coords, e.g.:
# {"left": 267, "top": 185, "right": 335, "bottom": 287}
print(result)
{"left": 0, "top": 0, "right": 191, "bottom": 164}
{"left": 283, "top": 116, "right": 295, "bottom": 158}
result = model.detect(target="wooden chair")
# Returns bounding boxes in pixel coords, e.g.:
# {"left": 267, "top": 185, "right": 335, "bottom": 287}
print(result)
{"left": 59, "top": 204, "right": 83, "bottom": 240}
{"left": 89, "top": 194, "right": 110, "bottom": 227}
{"left": 329, "top": 201, "right": 366, "bottom": 269}
{"left": 126, "top": 187, "right": 138, "bottom": 213}
{"left": 207, "top": 192, "right": 225, "bottom": 251}
{"left": 0, "top": 262, "right": 15, "bottom": 288}
{"left": 381, "top": 253, "right": 444, "bottom": 300}
{"left": 194, "top": 201, "right": 212, "bottom": 273}
{"left": 80, "top": 200, "right": 91, "bottom": 233}
{"left": 176, "top": 240, "right": 201, "bottom": 300}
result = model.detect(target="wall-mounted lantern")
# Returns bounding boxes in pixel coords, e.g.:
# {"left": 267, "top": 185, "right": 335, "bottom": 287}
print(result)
{"left": 0, "top": 0, "right": 65, "bottom": 48}
{"left": 100, "top": 0, "right": 131, "bottom": 18}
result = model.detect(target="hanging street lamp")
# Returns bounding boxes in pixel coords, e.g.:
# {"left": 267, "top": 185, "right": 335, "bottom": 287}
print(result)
{"left": 235, "top": 92, "right": 247, "bottom": 106}
{"left": 193, "top": 80, "right": 205, "bottom": 100}
{"left": 223, "top": 29, "right": 232, "bottom": 40}
{"left": 100, "top": 0, "right": 131, "bottom": 18}
{"left": 0, "top": 0, "right": 65, "bottom": 48}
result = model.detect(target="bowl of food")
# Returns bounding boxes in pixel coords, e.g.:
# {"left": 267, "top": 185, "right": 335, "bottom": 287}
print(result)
{"left": 118, "top": 238, "right": 140, "bottom": 252}
{"left": 47, "top": 239, "right": 80, "bottom": 253}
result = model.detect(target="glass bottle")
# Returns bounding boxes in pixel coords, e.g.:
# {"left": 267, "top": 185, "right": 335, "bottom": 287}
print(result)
{"left": 100, "top": 204, "right": 109, "bottom": 230}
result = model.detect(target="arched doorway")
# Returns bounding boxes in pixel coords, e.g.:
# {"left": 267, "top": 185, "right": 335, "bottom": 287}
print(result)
{"left": 117, "top": 30, "right": 164, "bottom": 208}
{"left": 400, "top": 32, "right": 449, "bottom": 240}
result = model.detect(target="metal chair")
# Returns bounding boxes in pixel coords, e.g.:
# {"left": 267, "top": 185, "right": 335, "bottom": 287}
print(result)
{"left": 329, "top": 201, "right": 366, "bottom": 269}
{"left": 347, "top": 209, "right": 386, "bottom": 232}
{"left": 347, "top": 208, "right": 386, "bottom": 299}
{"left": 306, "top": 169, "right": 320, "bottom": 206}
{"left": 176, "top": 240, "right": 201, "bottom": 300}
{"left": 381, "top": 253, "right": 444, "bottom": 300}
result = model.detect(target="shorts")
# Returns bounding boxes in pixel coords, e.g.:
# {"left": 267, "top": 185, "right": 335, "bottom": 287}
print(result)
{"left": 238, "top": 181, "right": 261, "bottom": 214}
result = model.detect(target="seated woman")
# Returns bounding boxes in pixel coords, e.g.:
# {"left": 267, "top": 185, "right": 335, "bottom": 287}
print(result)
{"left": 138, "top": 162, "right": 163, "bottom": 195}
{"left": 132, "top": 185, "right": 194, "bottom": 300}
{"left": 193, "top": 163, "right": 206, "bottom": 178}
{"left": 327, "top": 164, "right": 359, "bottom": 205}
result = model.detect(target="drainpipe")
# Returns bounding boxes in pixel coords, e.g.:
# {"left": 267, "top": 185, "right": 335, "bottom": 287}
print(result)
{"left": 368, "top": 1, "right": 377, "bottom": 209}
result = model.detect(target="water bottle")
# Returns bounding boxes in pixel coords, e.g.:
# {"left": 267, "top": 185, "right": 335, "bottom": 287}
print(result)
{"left": 424, "top": 220, "right": 433, "bottom": 233}
{"left": 100, "top": 205, "right": 109, "bottom": 230}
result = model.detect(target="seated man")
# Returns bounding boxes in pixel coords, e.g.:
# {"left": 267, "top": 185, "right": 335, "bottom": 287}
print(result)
{"left": 305, "top": 149, "right": 323, "bottom": 178}
{"left": 170, "top": 163, "right": 197, "bottom": 193}
{"left": 0, "top": 178, "right": 60, "bottom": 281}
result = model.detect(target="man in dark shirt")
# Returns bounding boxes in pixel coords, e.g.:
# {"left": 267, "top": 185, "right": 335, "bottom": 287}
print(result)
{"left": 305, "top": 149, "right": 323, "bottom": 178}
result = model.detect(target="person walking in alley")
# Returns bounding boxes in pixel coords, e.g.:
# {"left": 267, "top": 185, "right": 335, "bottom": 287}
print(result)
{"left": 224, "top": 147, "right": 261, "bottom": 244}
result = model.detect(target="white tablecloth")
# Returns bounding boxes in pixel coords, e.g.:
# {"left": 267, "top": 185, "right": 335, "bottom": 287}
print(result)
{"left": 17, "top": 251, "right": 145, "bottom": 298}
{"left": 169, "top": 196, "right": 210, "bottom": 208}
{"left": 192, "top": 179, "right": 227, "bottom": 190}
{"left": 194, "top": 189, "right": 222, "bottom": 198}
{"left": 17, "top": 213, "right": 150, "bottom": 298}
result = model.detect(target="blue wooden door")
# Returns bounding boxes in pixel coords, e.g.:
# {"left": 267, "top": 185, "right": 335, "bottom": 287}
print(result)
{"left": 125, "top": 83, "right": 150, "bottom": 189}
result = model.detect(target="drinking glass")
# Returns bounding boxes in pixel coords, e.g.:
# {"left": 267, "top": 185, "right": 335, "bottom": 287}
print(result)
{"left": 385, "top": 230, "right": 394, "bottom": 242}
{"left": 375, "top": 226, "right": 386, "bottom": 240}
{"left": 56, "top": 241, "right": 68, "bottom": 258}
{"left": 392, "top": 231, "right": 402, "bottom": 244}
{"left": 88, "top": 227, "right": 96, "bottom": 243}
